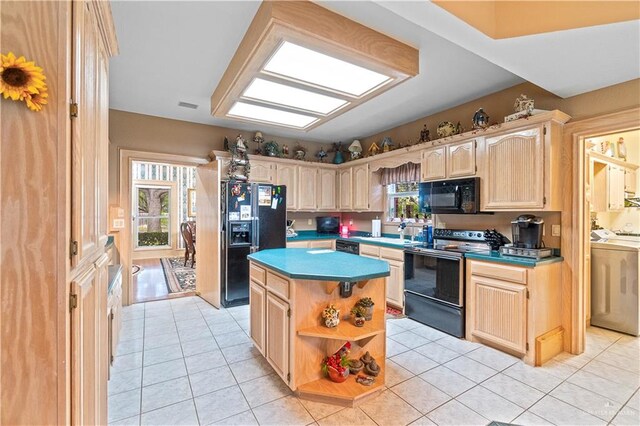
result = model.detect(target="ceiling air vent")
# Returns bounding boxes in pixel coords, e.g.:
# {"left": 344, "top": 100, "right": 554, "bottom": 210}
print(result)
{"left": 178, "top": 101, "right": 199, "bottom": 109}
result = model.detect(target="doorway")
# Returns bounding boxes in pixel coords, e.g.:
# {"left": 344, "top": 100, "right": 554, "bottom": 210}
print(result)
{"left": 567, "top": 108, "right": 640, "bottom": 354}
{"left": 130, "top": 161, "right": 197, "bottom": 303}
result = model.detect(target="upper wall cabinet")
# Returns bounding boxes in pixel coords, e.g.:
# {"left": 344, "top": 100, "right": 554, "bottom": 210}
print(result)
{"left": 298, "top": 167, "right": 318, "bottom": 210}
{"left": 275, "top": 164, "right": 298, "bottom": 210}
{"left": 482, "top": 127, "right": 545, "bottom": 210}
{"left": 421, "top": 147, "right": 447, "bottom": 181}
{"left": 317, "top": 168, "right": 337, "bottom": 211}
{"left": 480, "top": 119, "right": 570, "bottom": 212}
{"left": 421, "top": 140, "right": 477, "bottom": 182}
{"left": 352, "top": 164, "right": 370, "bottom": 210}
{"left": 338, "top": 168, "right": 353, "bottom": 210}
{"left": 448, "top": 140, "right": 476, "bottom": 178}
{"left": 251, "top": 160, "right": 274, "bottom": 183}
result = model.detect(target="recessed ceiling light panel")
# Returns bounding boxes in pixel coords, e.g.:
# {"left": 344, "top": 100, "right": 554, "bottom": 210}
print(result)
{"left": 263, "top": 42, "right": 392, "bottom": 97}
{"left": 243, "top": 78, "right": 348, "bottom": 114}
{"left": 228, "top": 102, "right": 318, "bottom": 128}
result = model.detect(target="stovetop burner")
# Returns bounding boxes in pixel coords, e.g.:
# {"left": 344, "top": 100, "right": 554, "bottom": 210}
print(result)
{"left": 407, "top": 228, "right": 491, "bottom": 256}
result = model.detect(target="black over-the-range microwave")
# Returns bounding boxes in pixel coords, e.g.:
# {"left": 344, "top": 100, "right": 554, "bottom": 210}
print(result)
{"left": 419, "top": 177, "right": 481, "bottom": 214}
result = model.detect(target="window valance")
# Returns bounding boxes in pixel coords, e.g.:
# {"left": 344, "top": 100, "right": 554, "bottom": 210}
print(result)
{"left": 380, "top": 162, "right": 420, "bottom": 186}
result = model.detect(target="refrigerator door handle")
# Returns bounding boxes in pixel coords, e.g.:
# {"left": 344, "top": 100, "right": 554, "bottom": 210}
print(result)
{"left": 255, "top": 219, "right": 260, "bottom": 252}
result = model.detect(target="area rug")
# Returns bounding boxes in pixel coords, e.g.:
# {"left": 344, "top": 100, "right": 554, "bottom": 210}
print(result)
{"left": 386, "top": 305, "right": 406, "bottom": 319}
{"left": 160, "top": 257, "right": 196, "bottom": 293}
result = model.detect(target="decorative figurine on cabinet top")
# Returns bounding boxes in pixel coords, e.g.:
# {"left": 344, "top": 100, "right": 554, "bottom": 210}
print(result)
{"left": 367, "top": 141, "right": 381, "bottom": 157}
{"left": 419, "top": 124, "right": 430, "bottom": 143}
{"left": 235, "top": 134, "right": 247, "bottom": 152}
{"left": 381, "top": 136, "right": 394, "bottom": 153}
{"left": 348, "top": 140, "right": 363, "bottom": 160}
{"left": 331, "top": 142, "right": 345, "bottom": 164}
{"left": 293, "top": 144, "right": 306, "bottom": 161}
{"left": 514, "top": 94, "right": 535, "bottom": 113}
{"left": 316, "top": 146, "right": 328, "bottom": 162}
{"left": 472, "top": 108, "right": 490, "bottom": 129}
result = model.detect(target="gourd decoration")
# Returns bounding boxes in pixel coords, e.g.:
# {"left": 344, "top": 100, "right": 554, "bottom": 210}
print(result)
{"left": 321, "top": 304, "right": 340, "bottom": 328}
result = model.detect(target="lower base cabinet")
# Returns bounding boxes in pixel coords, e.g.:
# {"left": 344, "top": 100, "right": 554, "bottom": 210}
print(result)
{"left": 360, "top": 244, "right": 405, "bottom": 310}
{"left": 466, "top": 259, "right": 563, "bottom": 365}
{"left": 249, "top": 280, "right": 266, "bottom": 355}
{"left": 286, "top": 239, "right": 335, "bottom": 249}
{"left": 266, "top": 293, "right": 290, "bottom": 382}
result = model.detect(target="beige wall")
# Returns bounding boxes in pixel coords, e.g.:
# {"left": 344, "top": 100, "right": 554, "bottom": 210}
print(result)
{"left": 359, "top": 79, "right": 640, "bottom": 152}
{"left": 110, "top": 79, "right": 640, "bottom": 247}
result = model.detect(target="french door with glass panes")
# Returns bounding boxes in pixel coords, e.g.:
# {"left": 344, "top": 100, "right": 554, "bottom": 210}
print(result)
{"left": 134, "top": 184, "right": 172, "bottom": 249}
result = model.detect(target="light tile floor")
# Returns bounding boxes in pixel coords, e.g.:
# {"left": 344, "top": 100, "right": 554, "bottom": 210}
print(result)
{"left": 110, "top": 296, "right": 640, "bottom": 426}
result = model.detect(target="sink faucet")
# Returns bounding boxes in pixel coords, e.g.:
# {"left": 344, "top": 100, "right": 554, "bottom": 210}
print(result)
{"left": 398, "top": 221, "right": 407, "bottom": 240}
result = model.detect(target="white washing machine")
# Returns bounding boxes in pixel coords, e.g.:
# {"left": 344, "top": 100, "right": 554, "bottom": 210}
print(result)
{"left": 591, "top": 231, "right": 640, "bottom": 336}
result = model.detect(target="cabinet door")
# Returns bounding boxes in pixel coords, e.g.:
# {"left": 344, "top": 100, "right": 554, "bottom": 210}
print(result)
{"left": 71, "top": 266, "right": 100, "bottom": 426}
{"left": 484, "top": 127, "right": 544, "bottom": 210}
{"left": 317, "top": 168, "right": 337, "bottom": 210}
{"left": 469, "top": 275, "right": 527, "bottom": 354}
{"left": 96, "top": 44, "right": 109, "bottom": 245}
{"left": 625, "top": 169, "right": 637, "bottom": 194}
{"left": 447, "top": 140, "right": 476, "bottom": 178}
{"left": 276, "top": 164, "right": 298, "bottom": 210}
{"left": 249, "top": 281, "right": 266, "bottom": 355}
{"left": 251, "top": 160, "right": 274, "bottom": 183}
{"left": 95, "top": 256, "right": 109, "bottom": 426}
{"left": 386, "top": 259, "right": 404, "bottom": 309}
{"left": 609, "top": 166, "right": 625, "bottom": 210}
{"left": 308, "top": 240, "right": 334, "bottom": 249}
{"left": 298, "top": 167, "right": 318, "bottom": 210}
{"left": 266, "top": 293, "right": 290, "bottom": 383}
{"left": 71, "top": 1, "right": 101, "bottom": 269}
{"left": 352, "top": 164, "right": 370, "bottom": 210}
{"left": 338, "top": 168, "right": 353, "bottom": 210}
{"left": 421, "top": 147, "right": 446, "bottom": 181}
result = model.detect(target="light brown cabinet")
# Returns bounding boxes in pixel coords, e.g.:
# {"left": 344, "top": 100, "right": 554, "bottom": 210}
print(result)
{"left": 338, "top": 168, "right": 353, "bottom": 210}
{"left": 625, "top": 169, "right": 637, "bottom": 194}
{"left": 482, "top": 127, "right": 545, "bottom": 210}
{"left": 592, "top": 161, "right": 627, "bottom": 212}
{"left": 251, "top": 160, "right": 274, "bottom": 183}
{"left": 609, "top": 165, "right": 626, "bottom": 210}
{"left": 298, "top": 166, "right": 318, "bottom": 210}
{"left": 360, "top": 244, "right": 404, "bottom": 309}
{"left": 352, "top": 164, "right": 370, "bottom": 210}
{"left": 286, "top": 240, "right": 335, "bottom": 249}
{"left": 466, "top": 259, "right": 563, "bottom": 365}
{"left": 107, "top": 266, "right": 123, "bottom": 369}
{"left": 266, "top": 292, "right": 290, "bottom": 382}
{"left": 447, "top": 140, "right": 476, "bottom": 178}
{"left": 250, "top": 281, "right": 266, "bottom": 355}
{"left": 468, "top": 274, "right": 527, "bottom": 354}
{"left": 317, "top": 168, "right": 337, "bottom": 210}
{"left": 276, "top": 163, "right": 298, "bottom": 210}
{"left": 421, "top": 146, "right": 447, "bottom": 181}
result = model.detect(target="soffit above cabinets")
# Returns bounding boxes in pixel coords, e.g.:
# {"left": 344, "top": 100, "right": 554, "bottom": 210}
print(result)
{"left": 432, "top": 0, "right": 640, "bottom": 39}
{"left": 210, "top": 0, "right": 419, "bottom": 131}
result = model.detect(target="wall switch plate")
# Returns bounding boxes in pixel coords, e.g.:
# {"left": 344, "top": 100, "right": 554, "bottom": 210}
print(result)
{"left": 349, "top": 219, "right": 353, "bottom": 226}
{"left": 307, "top": 219, "right": 312, "bottom": 225}
{"left": 552, "top": 225, "right": 561, "bottom": 237}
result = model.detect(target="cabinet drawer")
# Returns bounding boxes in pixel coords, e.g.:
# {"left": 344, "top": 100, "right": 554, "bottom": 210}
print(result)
{"left": 470, "top": 261, "right": 527, "bottom": 284}
{"left": 267, "top": 271, "right": 290, "bottom": 300}
{"left": 360, "top": 244, "right": 380, "bottom": 257}
{"left": 250, "top": 263, "right": 266, "bottom": 286}
{"left": 309, "top": 240, "right": 334, "bottom": 249}
{"left": 380, "top": 247, "right": 404, "bottom": 261}
{"left": 286, "top": 241, "right": 309, "bottom": 248}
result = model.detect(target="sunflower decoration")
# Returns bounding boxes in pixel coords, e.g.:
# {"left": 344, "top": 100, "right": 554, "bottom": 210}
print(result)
{"left": 0, "top": 52, "right": 48, "bottom": 112}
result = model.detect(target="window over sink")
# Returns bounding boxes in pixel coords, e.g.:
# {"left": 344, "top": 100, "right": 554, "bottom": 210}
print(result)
{"left": 386, "top": 182, "right": 421, "bottom": 221}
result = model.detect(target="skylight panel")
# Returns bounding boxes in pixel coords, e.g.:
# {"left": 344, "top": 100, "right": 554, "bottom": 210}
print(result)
{"left": 228, "top": 102, "right": 318, "bottom": 128}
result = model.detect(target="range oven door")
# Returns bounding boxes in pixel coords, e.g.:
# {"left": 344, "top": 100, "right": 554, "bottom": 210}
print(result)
{"left": 404, "top": 250, "right": 465, "bottom": 337}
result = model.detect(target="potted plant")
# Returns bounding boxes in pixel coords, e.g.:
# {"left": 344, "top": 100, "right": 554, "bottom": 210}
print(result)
{"left": 350, "top": 306, "right": 366, "bottom": 327}
{"left": 321, "top": 344, "right": 350, "bottom": 383}
{"left": 322, "top": 304, "right": 340, "bottom": 328}
{"left": 356, "top": 297, "right": 375, "bottom": 321}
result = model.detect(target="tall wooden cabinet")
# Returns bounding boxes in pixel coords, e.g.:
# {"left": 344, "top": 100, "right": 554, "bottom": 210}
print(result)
{"left": 338, "top": 168, "right": 353, "bottom": 210}
{"left": 0, "top": 1, "right": 115, "bottom": 423}
{"left": 352, "top": 164, "right": 370, "bottom": 210}
{"left": 317, "top": 167, "right": 337, "bottom": 210}
{"left": 276, "top": 163, "right": 298, "bottom": 210}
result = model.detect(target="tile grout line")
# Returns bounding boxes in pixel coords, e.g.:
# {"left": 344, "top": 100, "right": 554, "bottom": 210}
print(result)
{"left": 172, "top": 299, "right": 201, "bottom": 426}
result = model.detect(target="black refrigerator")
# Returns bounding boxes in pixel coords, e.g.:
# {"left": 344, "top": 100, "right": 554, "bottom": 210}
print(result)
{"left": 221, "top": 182, "right": 286, "bottom": 307}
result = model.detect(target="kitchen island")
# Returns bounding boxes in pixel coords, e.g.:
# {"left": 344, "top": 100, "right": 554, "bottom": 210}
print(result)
{"left": 247, "top": 248, "right": 390, "bottom": 406}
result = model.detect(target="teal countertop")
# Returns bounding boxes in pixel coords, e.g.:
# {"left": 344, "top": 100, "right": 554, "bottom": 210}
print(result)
{"left": 465, "top": 251, "right": 564, "bottom": 267}
{"left": 248, "top": 248, "right": 390, "bottom": 281}
{"left": 288, "top": 231, "right": 420, "bottom": 249}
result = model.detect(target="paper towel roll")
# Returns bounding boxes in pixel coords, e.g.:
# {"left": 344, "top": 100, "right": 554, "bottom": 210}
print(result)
{"left": 372, "top": 219, "right": 381, "bottom": 237}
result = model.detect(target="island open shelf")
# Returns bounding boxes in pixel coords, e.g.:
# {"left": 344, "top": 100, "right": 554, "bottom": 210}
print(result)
{"left": 247, "top": 248, "right": 390, "bottom": 407}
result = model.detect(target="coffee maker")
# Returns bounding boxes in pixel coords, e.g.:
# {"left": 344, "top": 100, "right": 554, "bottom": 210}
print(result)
{"left": 511, "top": 214, "right": 544, "bottom": 248}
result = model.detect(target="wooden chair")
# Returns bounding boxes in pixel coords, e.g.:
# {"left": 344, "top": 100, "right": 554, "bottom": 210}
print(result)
{"left": 180, "top": 222, "right": 196, "bottom": 268}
